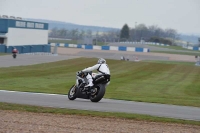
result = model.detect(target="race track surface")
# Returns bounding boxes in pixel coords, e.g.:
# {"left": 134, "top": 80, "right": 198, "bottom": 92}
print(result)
{"left": 0, "top": 90, "right": 200, "bottom": 121}
{"left": 0, "top": 54, "right": 79, "bottom": 67}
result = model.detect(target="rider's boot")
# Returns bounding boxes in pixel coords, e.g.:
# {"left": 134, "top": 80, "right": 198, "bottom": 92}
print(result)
{"left": 84, "top": 74, "right": 94, "bottom": 94}
{"left": 84, "top": 80, "right": 93, "bottom": 94}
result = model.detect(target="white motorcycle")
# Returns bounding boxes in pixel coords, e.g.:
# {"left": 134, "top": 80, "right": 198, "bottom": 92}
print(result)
{"left": 68, "top": 71, "right": 110, "bottom": 102}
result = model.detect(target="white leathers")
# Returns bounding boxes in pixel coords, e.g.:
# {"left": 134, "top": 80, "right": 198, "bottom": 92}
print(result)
{"left": 82, "top": 63, "right": 110, "bottom": 87}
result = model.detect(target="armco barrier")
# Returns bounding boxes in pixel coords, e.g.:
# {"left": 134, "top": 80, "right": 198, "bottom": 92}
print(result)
{"left": 93, "top": 46, "right": 101, "bottom": 50}
{"left": 77, "top": 44, "right": 82, "bottom": 48}
{"left": 102, "top": 45, "right": 110, "bottom": 50}
{"left": 85, "top": 45, "right": 93, "bottom": 50}
{"left": 64, "top": 43, "right": 69, "bottom": 47}
{"left": 193, "top": 46, "right": 199, "bottom": 51}
{"left": 188, "top": 46, "right": 193, "bottom": 50}
{"left": 135, "top": 47, "right": 144, "bottom": 52}
{"left": 59, "top": 43, "right": 64, "bottom": 47}
{"left": 50, "top": 42, "right": 200, "bottom": 52}
{"left": 50, "top": 43, "right": 150, "bottom": 53}
{"left": 182, "top": 45, "right": 200, "bottom": 51}
{"left": 118, "top": 46, "right": 127, "bottom": 51}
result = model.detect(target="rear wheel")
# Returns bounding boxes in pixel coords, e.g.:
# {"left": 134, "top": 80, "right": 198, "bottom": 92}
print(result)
{"left": 68, "top": 85, "right": 77, "bottom": 100}
{"left": 13, "top": 54, "right": 16, "bottom": 58}
{"left": 90, "top": 84, "right": 105, "bottom": 102}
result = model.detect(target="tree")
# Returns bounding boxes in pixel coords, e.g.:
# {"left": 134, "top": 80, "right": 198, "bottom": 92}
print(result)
{"left": 135, "top": 24, "right": 148, "bottom": 41}
{"left": 59, "top": 28, "right": 67, "bottom": 38}
{"left": 120, "top": 24, "right": 130, "bottom": 40}
{"left": 79, "top": 30, "right": 85, "bottom": 39}
{"left": 86, "top": 29, "right": 92, "bottom": 37}
{"left": 148, "top": 37, "right": 173, "bottom": 45}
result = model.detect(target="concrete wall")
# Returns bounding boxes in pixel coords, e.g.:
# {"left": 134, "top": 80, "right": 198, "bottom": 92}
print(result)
{"left": 7, "top": 28, "right": 48, "bottom": 46}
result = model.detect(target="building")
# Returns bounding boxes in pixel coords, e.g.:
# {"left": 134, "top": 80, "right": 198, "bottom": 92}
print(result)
{"left": 0, "top": 15, "right": 50, "bottom": 53}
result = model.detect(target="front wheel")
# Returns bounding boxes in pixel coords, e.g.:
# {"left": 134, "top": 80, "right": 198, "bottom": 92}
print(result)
{"left": 68, "top": 85, "right": 77, "bottom": 100}
{"left": 90, "top": 84, "right": 106, "bottom": 102}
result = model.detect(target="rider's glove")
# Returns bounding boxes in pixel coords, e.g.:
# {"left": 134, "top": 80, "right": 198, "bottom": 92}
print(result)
{"left": 77, "top": 71, "right": 82, "bottom": 75}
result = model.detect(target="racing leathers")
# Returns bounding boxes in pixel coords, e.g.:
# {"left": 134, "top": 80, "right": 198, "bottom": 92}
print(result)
{"left": 82, "top": 63, "right": 110, "bottom": 88}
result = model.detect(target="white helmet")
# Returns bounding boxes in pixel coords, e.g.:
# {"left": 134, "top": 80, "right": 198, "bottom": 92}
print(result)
{"left": 97, "top": 58, "right": 106, "bottom": 64}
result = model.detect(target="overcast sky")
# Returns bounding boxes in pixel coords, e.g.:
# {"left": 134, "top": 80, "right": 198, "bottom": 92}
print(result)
{"left": 0, "top": 0, "right": 199, "bottom": 35}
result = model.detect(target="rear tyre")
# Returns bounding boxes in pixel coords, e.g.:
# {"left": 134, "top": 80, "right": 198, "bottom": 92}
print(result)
{"left": 13, "top": 54, "right": 16, "bottom": 59}
{"left": 68, "top": 85, "right": 77, "bottom": 100}
{"left": 90, "top": 84, "right": 105, "bottom": 102}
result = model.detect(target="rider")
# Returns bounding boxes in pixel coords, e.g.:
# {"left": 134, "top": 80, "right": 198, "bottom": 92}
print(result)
{"left": 79, "top": 58, "right": 110, "bottom": 92}
{"left": 12, "top": 48, "right": 18, "bottom": 54}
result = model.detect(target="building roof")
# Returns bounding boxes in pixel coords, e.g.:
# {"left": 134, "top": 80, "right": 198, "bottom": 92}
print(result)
{"left": 0, "top": 18, "right": 49, "bottom": 33}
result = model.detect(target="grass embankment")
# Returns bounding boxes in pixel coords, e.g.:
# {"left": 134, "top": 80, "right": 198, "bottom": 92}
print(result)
{"left": 150, "top": 45, "right": 200, "bottom": 52}
{"left": 1, "top": 102, "right": 199, "bottom": 125}
{"left": 151, "top": 51, "right": 200, "bottom": 56}
{"left": 0, "top": 58, "right": 200, "bottom": 107}
{"left": 48, "top": 39, "right": 108, "bottom": 46}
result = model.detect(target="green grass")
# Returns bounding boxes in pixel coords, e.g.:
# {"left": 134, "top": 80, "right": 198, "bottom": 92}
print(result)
{"left": 0, "top": 53, "right": 9, "bottom": 56}
{"left": 48, "top": 39, "right": 108, "bottom": 46}
{"left": 151, "top": 51, "right": 200, "bottom": 56}
{"left": 1, "top": 102, "right": 199, "bottom": 125}
{"left": 150, "top": 45, "right": 200, "bottom": 52}
{"left": 1, "top": 58, "right": 200, "bottom": 107}
{"left": 143, "top": 60, "right": 195, "bottom": 65}
{"left": 48, "top": 39, "right": 78, "bottom": 44}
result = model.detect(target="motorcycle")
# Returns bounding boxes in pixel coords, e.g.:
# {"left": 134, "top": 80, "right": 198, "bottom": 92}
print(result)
{"left": 12, "top": 53, "right": 17, "bottom": 59}
{"left": 68, "top": 71, "right": 110, "bottom": 102}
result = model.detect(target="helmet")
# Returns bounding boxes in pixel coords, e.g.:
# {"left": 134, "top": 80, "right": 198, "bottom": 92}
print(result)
{"left": 97, "top": 58, "right": 106, "bottom": 64}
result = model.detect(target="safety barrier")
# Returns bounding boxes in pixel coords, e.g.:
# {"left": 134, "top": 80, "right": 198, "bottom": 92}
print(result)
{"left": 0, "top": 45, "right": 6, "bottom": 52}
{"left": 49, "top": 43, "right": 150, "bottom": 52}
{"left": 0, "top": 44, "right": 51, "bottom": 53}
{"left": 21, "top": 52, "right": 58, "bottom": 56}
{"left": 119, "top": 42, "right": 170, "bottom": 46}
{"left": 182, "top": 45, "right": 200, "bottom": 51}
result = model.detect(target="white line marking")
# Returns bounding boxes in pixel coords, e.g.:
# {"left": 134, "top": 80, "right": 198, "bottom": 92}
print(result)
{"left": 0, "top": 90, "right": 65, "bottom": 96}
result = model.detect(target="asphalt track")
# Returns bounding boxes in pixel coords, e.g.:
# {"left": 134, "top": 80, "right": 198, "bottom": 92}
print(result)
{"left": 0, "top": 50, "right": 200, "bottom": 121}
{"left": 1, "top": 90, "right": 200, "bottom": 121}
{"left": 76, "top": 51, "right": 169, "bottom": 61}
{"left": 0, "top": 54, "right": 79, "bottom": 67}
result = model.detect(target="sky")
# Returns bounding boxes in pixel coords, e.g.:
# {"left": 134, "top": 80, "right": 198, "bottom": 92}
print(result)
{"left": 0, "top": 0, "right": 200, "bottom": 35}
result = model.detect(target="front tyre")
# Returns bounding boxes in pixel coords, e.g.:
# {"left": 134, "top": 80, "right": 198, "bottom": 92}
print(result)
{"left": 68, "top": 85, "right": 77, "bottom": 100}
{"left": 90, "top": 84, "right": 105, "bottom": 102}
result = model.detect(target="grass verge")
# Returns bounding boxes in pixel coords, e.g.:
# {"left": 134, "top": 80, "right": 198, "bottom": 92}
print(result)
{"left": 149, "top": 45, "right": 200, "bottom": 52}
{"left": 1, "top": 102, "right": 199, "bottom": 125}
{"left": 151, "top": 51, "right": 200, "bottom": 56}
{"left": 0, "top": 53, "right": 9, "bottom": 56}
